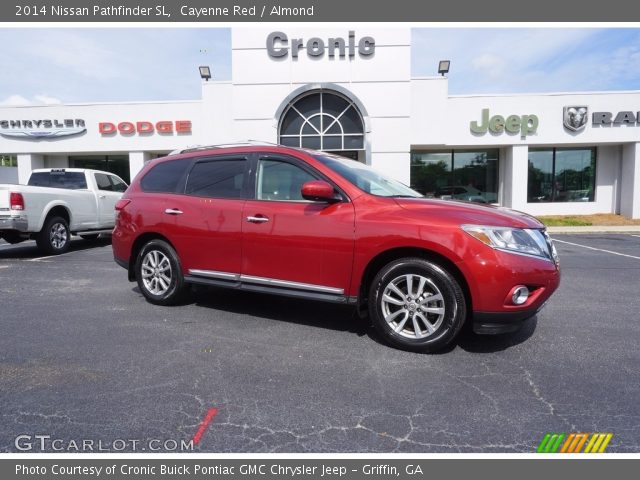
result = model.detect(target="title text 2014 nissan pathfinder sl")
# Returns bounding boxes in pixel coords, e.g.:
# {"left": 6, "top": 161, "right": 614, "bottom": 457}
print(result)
{"left": 112, "top": 145, "right": 560, "bottom": 352}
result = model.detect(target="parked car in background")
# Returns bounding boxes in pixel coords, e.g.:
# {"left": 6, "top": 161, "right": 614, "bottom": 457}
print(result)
{"left": 436, "top": 185, "right": 498, "bottom": 203}
{"left": 112, "top": 145, "right": 560, "bottom": 352}
{"left": 0, "top": 168, "right": 127, "bottom": 254}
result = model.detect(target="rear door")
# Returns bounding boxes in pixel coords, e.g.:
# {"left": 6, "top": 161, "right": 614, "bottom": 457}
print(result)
{"left": 94, "top": 172, "right": 122, "bottom": 227}
{"left": 241, "top": 153, "right": 355, "bottom": 296}
{"left": 165, "top": 154, "right": 249, "bottom": 276}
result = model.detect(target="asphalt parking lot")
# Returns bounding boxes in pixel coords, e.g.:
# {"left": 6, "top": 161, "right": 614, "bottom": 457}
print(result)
{"left": 0, "top": 234, "right": 639, "bottom": 453}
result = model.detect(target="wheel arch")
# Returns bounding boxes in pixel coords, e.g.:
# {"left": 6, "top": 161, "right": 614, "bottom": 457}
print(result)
{"left": 40, "top": 204, "right": 71, "bottom": 231}
{"left": 358, "top": 247, "right": 473, "bottom": 317}
{"left": 128, "top": 232, "right": 177, "bottom": 282}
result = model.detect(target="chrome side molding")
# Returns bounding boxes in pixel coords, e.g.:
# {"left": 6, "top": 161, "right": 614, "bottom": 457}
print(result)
{"left": 187, "top": 269, "right": 344, "bottom": 295}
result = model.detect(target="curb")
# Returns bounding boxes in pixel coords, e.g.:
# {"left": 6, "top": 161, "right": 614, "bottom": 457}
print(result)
{"left": 546, "top": 225, "right": 640, "bottom": 234}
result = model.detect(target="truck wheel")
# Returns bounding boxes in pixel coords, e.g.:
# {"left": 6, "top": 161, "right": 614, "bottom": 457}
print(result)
{"left": 368, "top": 257, "right": 467, "bottom": 353}
{"left": 36, "top": 216, "right": 71, "bottom": 254}
{"left": 135, "top": 239, "right": 189, "bottom": 306}
{"left": 80, "top": 234, "right": 100, "bottom": 241}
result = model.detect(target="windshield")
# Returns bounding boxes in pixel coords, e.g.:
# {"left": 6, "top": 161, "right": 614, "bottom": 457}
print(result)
{"left": 313, "top": 154, "right": 423, "bottom": 198}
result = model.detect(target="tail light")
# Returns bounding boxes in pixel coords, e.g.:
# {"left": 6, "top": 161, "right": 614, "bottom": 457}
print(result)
{"left": 115, "top": 199, "right": 131, "bottom": 220}
{"left": 115, "top": 199, "right": 131, "bottom": 212}
{"left": 9, "top": 192, "right": 24, "bottom": 211}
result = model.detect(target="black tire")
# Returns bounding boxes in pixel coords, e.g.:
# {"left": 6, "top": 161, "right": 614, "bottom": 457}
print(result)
{"left": 135, "top": 239, "right": 189, "bottom": 306}
{"left": 368, "top": 257, "right": 467, "bottom": 353}
{"left": 80, "top": 234, "right": 100, "bottom": 241}
{"left": 36, "top": 216, "right": 71, "bottom": 254}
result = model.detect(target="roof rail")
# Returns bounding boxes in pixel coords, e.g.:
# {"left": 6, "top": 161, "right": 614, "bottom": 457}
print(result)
{"left": 170, "top": 140, "right": 281, "bottom": 155}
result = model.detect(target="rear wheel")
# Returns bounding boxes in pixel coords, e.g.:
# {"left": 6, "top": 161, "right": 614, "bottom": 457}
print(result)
{"left": 36, "top": 216, "right": 71, "bottom": 254}
{"left": 369, "top": 257, "right": 467, "bottom": 353}
{"left": 135, "top": 239, "right": 188, "bottom": 305}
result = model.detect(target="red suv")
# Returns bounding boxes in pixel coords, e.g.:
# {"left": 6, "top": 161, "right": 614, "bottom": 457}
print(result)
{"left": 112, "top": 145, "right": 560, "bottom": 352}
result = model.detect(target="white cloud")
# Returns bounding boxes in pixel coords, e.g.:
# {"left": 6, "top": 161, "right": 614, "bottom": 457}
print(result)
{"left": 471, "top": 53, "right": 507, "bottom": 79}
{"left": 33, "top": 94, "right": 62, "bottom": 105}
{"left": 1, "top": 94, "right": 63, "bottom": 106}
{"left": 0, "top": 95, "right": 32, "bottom": 106}
{"left": 411, "top": 28, "right": 619, "bottom": 94}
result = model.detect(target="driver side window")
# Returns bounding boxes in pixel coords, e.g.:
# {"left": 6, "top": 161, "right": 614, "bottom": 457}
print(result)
{"left": 257, "top": 159, "right": 316, "bottom": 201}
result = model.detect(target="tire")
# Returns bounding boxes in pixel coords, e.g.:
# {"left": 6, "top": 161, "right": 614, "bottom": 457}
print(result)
{"left": 135, "top": 239, "right": 188, "bottom": 306}
{"left": 368, "top": 257, "right": 467, "bottom": 353}
{"left": 36, "top": 216, "right": 71, "bottom": 254}
{"left": 80, "top": 234, "right": 100, "bottom": 241}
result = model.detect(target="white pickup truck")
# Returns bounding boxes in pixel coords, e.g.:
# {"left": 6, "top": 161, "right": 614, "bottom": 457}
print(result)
{"left": 0, "top": 168, "right": 128, "bottom": 254}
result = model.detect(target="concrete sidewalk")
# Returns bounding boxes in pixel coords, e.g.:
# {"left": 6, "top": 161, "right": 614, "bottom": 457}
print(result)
{"left": 546, "top": 225, "right": 640, "bottom": 234}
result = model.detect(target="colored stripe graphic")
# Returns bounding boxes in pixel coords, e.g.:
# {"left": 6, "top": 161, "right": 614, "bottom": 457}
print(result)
{"left": 537, "top": 433, "right": 565, "bottom": 453}
{"left": 584, "top": 433, "right": 613, "bottom": 453}
{"left": 191, "top": 407, "right": 219, "bottom": 445}
{"left": 538, "top": 433, "right": 613, "bottom": 453}
{"left": 560, "top": 433, "right": 589, "bottom": 453}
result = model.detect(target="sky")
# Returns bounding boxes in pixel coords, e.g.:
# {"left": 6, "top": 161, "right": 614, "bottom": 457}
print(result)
{"left": 1, "top": 27, "right": 640, "bottom": 106}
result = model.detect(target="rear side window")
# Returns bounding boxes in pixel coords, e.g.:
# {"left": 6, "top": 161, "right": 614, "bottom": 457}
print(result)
{"left": 185, "top": 159, "right": 246, "bottom": 199}
{"left": 95, "top": 173, "right": 112, "bottom": 191}
{"left": 140, "top": 160, "right": 191, "bottom": 193}
{"left": 109, "top": 175, "right": 128, "bottom": 193}
{"left": 28, "top": 171, "right": 87, "bottom": 190}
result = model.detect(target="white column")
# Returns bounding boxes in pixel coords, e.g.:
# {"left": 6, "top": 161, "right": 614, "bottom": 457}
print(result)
{"left": 501, "top": 145, "right": 528, "bottom": 211}
{"left": 128, "top": 151, "right": 151, "bottom": 182}
{"left": 620, "top": 143, "right": 640, "bottom": 219}
{"left": 17, "top": 154, "right": 44, "bottom": 184}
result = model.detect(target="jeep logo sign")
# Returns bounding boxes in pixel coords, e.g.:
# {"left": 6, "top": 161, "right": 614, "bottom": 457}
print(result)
{"left": 470, "top": 109, "right": 539, "bottom": 137}
{"left": 266, "top": 31, "right": 375, "bottom": 59}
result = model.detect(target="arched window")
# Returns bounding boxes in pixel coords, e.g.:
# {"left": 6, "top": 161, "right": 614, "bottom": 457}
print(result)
{"left": 278, "top": 90, "right": 365, "bottom": 151}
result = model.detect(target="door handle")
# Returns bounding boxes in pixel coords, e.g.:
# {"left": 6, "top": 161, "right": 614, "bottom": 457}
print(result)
{"left": 164, "top": 208, "right": 183, "bottom": 215}
{"left": 98, "top": 194, "right": 106, "bottom": 199}
{"left": 246, "top": 215, "right": 269, "bottom": 223}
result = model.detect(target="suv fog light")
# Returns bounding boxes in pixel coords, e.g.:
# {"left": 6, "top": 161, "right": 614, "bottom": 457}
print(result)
{"left": 512, "top": 286, "right": 529, "bottom": 305}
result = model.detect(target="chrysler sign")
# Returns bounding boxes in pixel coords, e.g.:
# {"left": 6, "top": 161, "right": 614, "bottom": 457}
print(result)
{"left": 0, "top": 119, "right": 86, "bottom": 139}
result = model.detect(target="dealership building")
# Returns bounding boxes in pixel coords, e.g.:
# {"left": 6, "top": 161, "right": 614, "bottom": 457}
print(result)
{"left": 1, "top": 28, "right": 639, "bottom": 218}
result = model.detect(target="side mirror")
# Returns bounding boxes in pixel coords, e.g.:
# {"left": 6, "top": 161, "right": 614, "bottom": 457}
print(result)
{"left": 301, "top": 180, "right": 338, "bottom": 202}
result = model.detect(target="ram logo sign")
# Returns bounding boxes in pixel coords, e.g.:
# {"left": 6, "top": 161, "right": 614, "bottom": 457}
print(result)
{"left": 563, "top": 106, "right": 589, "bottom": 132}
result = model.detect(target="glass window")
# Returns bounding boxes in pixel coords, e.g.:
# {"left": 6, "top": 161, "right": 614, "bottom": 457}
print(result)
{"left": 314, "top": 154, "right": 422, "bottom": 198}
{"left": 279, "top": 90, "right": 365, "bottom": 153}
{"left": 140, "top": 159, "right": 191, "bottom": 193}
{"left": 185, "top": 159, "right": 246, "bottom": 199}
{"left": 95, "top": 173, "right": 113, "bottom": 191}
{"left": 70, "top": 155, "right": 130, "bottom": 183}
{"left": 0, "top": 155, "right": 17, "bottom": 167}
{"left": 528, "top": 150, "right": 554, "bottom": 202}
{"left": 28, "top": 171, "right": 87, "bottom": 190}
{"left": 257, "top": 159, "right": 317, "bottom": 201}
{"left": 411, "top": 150, "right": 499, "bottom": 203}
{"left": 109, "top": 175, "right": 128, "bottom": 193}
{"left": 527, "top": 148, "right": 595, "bottom": 202}
{"left": 411, "top": 152, "right": 452, "bottom": 197}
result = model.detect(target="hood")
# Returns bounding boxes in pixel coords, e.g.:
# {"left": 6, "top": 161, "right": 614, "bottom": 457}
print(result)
{"left": 394, "top": 197, "right": 545, "bottom": 229}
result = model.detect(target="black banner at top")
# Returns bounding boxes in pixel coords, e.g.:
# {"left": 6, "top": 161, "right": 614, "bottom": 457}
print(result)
{"left": 2, "top": 0, "right": 640, "bottom": 22}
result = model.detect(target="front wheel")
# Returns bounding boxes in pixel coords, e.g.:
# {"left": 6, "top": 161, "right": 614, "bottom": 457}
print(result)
{"left": 368, "top": 257, "right": 467, "bottom": 353}
{"left": 135, "top": 239, "right": 189, "bottom": 305}
{"left": 36, "top": 216, "right": 71, "bottom": 254}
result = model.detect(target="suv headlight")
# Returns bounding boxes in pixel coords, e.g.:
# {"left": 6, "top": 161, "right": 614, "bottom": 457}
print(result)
{"left": 462, "top": 225, "right": 555, "bottom": 261}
